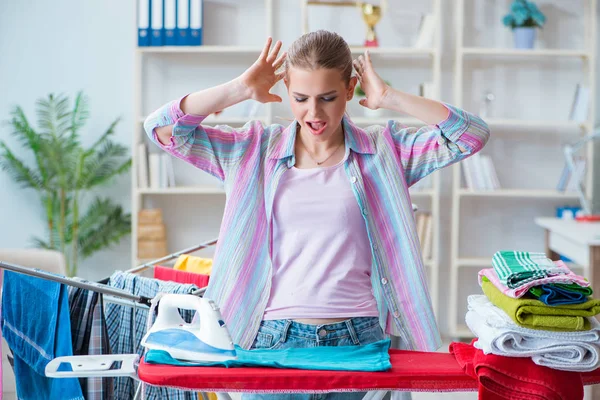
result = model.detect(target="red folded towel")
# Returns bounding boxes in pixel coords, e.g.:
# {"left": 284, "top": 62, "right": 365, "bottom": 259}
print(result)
{"left": 153, "top": 265, "right": 209, "bottom": 288}
{"left": 449, "top": 340, "right": 583, "bottom": 400}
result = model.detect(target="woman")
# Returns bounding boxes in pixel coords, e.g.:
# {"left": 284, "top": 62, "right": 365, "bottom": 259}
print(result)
{"left": 145, "top": 30, "right": 490, "bottom": 400}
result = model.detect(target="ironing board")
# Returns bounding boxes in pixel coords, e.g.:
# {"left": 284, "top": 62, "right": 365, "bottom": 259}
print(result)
{"left": 137, "top": 349, "right": 478, "bottom": 393}
{"left": 47, "top": 349, "right": 600, "bottom": 395}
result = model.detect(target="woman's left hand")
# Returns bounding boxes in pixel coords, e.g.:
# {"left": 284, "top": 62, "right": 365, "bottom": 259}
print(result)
{"left": 353, "top": 51, "right": 390, "bottom": 110}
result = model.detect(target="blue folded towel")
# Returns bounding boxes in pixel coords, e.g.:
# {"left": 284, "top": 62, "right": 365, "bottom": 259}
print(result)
{"left": 531, "top": 284, "right": 589, "bottom": 306}
{"left": 2, "top": 271, "right": 83, "bottom": 400}
{"left": 145, "top": 338, "right": 391, "bottom": 372}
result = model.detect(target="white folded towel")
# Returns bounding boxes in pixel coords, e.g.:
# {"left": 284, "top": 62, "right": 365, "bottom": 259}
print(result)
{"left": 466, "top": 294, "right": 600, "bottom": 372}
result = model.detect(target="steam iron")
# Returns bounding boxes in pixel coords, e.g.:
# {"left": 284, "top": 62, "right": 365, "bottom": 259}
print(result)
{"left": 141, "top": 294, "right": 237, "bottom": 362}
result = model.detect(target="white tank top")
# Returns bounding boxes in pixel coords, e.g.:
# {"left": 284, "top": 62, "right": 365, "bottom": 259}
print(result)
{"left": 263, "top": 154, "right": 379, "bottom": 320}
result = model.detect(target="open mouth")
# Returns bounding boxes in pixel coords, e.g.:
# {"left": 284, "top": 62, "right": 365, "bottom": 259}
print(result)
{"left": 306, "top": 121, "right": 327, "bottom": 135}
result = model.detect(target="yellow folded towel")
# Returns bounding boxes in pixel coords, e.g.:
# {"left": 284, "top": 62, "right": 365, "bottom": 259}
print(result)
{"left": 174, "top": 254, "right": 213, "bottom": 275}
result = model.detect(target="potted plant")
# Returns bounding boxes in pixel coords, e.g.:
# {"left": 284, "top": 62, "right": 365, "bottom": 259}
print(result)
{"left": 502, "top": 0, "right": 546, "bottom": 49}
{"left": 355, "top": 80, "right": 391, "bottom": 118}
{"left": 0, "top": 92, "right": 132, "bottom": 277}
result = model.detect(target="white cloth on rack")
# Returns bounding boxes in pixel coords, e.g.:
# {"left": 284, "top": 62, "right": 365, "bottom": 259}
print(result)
{"left": 466, "top": 294, "right": 600, "bottom": 372}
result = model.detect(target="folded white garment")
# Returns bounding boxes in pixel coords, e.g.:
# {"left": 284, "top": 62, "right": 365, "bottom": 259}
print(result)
{"left": 466, "top": 294, "right": 600, "bottom": 372}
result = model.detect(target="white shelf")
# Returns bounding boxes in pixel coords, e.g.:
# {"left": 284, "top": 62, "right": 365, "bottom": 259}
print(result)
{"left": 456, "top": 257, "right": 491, "bottom": 267}
{"left": 484, "top": 118, "right": 585, "bottom": 130}
{"left": 138, "top": 187, "right": 433, "bottom": 198}
{"left": 457, "top": 257, "right": 585, "bottom": 270}
{"left": 138, "top": 187, "right": 434, "bottom": 198}
{"left": 138, "top": 187, "right": 434, "bottom": 197}
{"left": 137, "top": 46, "right": 436, "bottom": 56}
{"left": 461, "top": 47, "right": 589, "bottom": 58}
{"left": 139, "top": 115, "right": 425, "bottom": 126}
{"left": 204, "top": 116, "right": 266, "bottom": 125}
{"left": 349, "top": 47, "right": 435, "bottom": 56}
{"left": 409, "top": 189, "right": 435, "bottom": 197}
{"left": 138, "top": 115, "right": 587, "bottom": 130}
{"left": 351, "top": 117, "right": 424, "bottom": 126}
{"left": 457, "top": 189, "right": 580, "bottom": 199}
{"left": 138, "top": 116, "right": 267, "bottom": 124}
{"left": 137, "top": 46, "right": 264, "bottom": 54}
{"left": 137, "top": 186, "right": 225, "bottom": 195}
{"left": 139, "top": 115, "right": 421, "bottom": 126}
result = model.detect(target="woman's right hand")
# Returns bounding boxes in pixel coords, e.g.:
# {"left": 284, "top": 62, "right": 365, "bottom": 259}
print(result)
{"left": 238, "top": 37, "right": 286, "bottom": 103}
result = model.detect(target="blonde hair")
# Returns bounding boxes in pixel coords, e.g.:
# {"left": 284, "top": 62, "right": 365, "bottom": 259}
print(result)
{"left": 284, "top": 30, "right": 353, "bottom": 86}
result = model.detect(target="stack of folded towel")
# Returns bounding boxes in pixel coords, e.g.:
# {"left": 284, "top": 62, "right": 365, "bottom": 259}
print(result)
{"left": 466, "top": 250, "right": 600, "bottom": 372}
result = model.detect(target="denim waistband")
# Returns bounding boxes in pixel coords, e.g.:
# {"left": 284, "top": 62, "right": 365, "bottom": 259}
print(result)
{"left": 259, "top": 317, "right": 380, "bottom": 340}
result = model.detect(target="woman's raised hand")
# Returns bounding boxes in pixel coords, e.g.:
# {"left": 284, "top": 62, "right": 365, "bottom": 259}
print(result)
{"left": 353, "top": 51, "right": 389, "bottom": 110}
{"left": 239, "top": 37, "right": 287, "bottom": 103}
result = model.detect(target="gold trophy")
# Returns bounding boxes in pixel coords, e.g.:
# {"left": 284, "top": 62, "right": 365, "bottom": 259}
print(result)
{"left": 360, "top": 3, "right": 382, "bottom": 47}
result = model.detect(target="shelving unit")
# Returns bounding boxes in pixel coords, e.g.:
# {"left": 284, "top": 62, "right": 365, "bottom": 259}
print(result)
{"left": 132, "top": 0, "right": 444, "bottom": 319}
{"left": 461, "top": 47, "right": 590, "bottom": 58}
{"left": 457, "top": 189, "right": 581, "bottom": 199}
{"left": 484, "top": 118, "right": 587, "bottom": 130}
{"left": 448, "top": 0, "right": 597, "bottom": 338}
{"left": 137, "top": 186, "right": 226, "bottom": 195}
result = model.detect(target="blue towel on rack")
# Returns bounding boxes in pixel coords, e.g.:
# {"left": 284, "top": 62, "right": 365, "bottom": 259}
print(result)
{"left": 144, "top": 339, "right": 392, "bottom": 371}
{"left": 1, "top": 270, "right": 84, "bottom": 400}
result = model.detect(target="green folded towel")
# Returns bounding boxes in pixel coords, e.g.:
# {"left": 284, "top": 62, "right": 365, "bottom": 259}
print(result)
{"left": 481, "top": 276, "right": 600, "bottom": 331}
{"left": 492, "top": 250, "right": 565, "bottom": 289}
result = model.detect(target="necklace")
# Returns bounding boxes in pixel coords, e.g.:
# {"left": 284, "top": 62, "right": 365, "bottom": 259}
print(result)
{"left": 301, "top": 139, "right": 344, "bottom": 166}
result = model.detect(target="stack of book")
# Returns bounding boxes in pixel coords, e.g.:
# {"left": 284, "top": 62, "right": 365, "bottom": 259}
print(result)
{"left": 137, "top": 143, "right": 176, "bottom": 189}
{"left": 138, "top": 0, "right": 203, "bottom": 47}
{"left": 461, "top": 153, "right": 501, "bottom": 191}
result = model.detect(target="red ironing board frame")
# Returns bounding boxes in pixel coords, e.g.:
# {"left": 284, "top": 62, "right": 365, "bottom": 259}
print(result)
{"left": 138, "top": 349, "right": 600, "bottom": 394}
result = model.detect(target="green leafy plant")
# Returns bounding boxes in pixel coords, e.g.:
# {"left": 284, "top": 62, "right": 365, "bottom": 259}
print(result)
{"left": 503, "top": 0, "right": 546, "bottom": 29}
{"left": 355, "top": 80, "right": 392, "bottom": 97}
{"left": 0, "top": 92, "right": 132, "bottom": 276}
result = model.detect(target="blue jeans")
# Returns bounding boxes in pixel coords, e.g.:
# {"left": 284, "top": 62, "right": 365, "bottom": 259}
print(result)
{"left": 241, "top": 317, "right": 410, "bottom": 400}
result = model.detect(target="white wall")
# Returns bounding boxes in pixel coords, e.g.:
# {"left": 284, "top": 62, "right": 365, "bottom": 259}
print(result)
{"left": 1, "top": 0, "right": 599, "bottom": 331}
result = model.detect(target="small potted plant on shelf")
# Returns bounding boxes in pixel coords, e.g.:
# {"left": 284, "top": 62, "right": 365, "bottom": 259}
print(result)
{"left": 355, "top": 80, "right": 391, "bottom": 118}
{"left": 502, "top": 0, "right": 546, "bottom": 49}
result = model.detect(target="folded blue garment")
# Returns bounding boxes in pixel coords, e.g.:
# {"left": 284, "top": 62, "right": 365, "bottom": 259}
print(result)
{"left": 2, "top": 271, "right": 83, "bottom": 400}
{"left": 145, "top": 338, "right": 391, "bottom": 372}
{"left": 532, "top": 284, "right": 589, "bottom": 306}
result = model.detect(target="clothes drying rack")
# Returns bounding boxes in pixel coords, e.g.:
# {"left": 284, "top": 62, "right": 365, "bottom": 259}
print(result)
{"left": 0, "top": 238, "right": 217, "bottom": 400}
{"left": 0, "top": 238, "right": 216, "bottom": 303}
